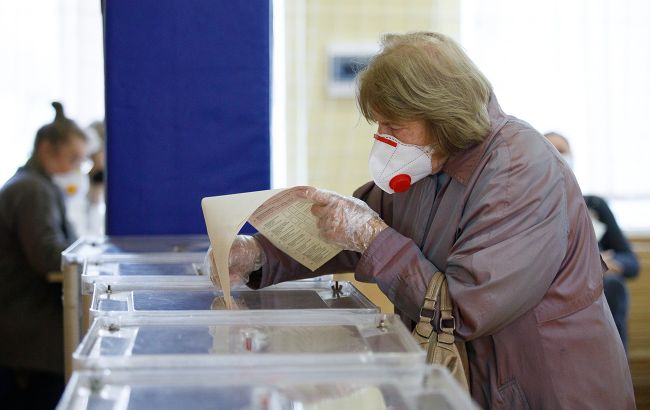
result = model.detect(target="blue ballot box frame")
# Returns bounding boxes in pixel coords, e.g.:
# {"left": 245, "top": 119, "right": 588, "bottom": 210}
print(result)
{"left": 103, "top": 0, "right": 272, "bottom": 235}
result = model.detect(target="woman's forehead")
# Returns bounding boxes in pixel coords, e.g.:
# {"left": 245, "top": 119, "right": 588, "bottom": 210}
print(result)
{"left": 372, "top": 110, "right": 407, "bottom": 124}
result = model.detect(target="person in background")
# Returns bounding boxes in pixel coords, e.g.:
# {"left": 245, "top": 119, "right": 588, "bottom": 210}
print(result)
{"left": 86, "top": 120, "right": 105, "bottom": 207}
{"left": 85, "top": 120, "right": 106, "bottom": 237}
{"left": 57, "top": 119, "right": 105, "bottom": 237}
{"left": 545, "top": 131, "right": 639, "bottom": 350}
{"left": 210, "top": 32, "right": 634, "bottom": 408}
{"left": 0, "top": 102, "right": 87, "bottom": 409}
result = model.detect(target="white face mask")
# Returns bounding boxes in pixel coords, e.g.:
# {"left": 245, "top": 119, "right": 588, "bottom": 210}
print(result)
{"left": 52, "top": 169, "right": 89, "bottom": 201}
{"left": 369, "top": 133, "right": 434, "bottom": 194}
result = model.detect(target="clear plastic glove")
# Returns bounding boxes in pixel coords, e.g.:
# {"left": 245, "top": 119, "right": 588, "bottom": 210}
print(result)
{"left": 204, "top": 235, "right": 266, "bottom": 289}
{"left": 296, "top": 187, "right": 388, "bottom": 253}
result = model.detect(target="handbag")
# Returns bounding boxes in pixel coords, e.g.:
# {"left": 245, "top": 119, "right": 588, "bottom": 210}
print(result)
{"left": 412, "top": 271, "right": 470, "bottom": 392}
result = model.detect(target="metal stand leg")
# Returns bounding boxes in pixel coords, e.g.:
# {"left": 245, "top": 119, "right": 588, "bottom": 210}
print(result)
{"left": 63, "top": 263, "right": 81, "bottom": 381}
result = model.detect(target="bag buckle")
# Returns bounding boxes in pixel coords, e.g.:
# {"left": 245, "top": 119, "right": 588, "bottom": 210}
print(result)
{"left": 415, "top": 306, "right": 436, "bottom": 340}
{"left": 439, "top": 317, "right": 456, "bottom": 331}
{"left": 419, "top": 306, "right": 435, "bottom": 320}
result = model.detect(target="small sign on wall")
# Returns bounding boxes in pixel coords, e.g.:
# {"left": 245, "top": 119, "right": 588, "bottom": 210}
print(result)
{"left": 327, "top": 43, "right": 379, "bottom": 98}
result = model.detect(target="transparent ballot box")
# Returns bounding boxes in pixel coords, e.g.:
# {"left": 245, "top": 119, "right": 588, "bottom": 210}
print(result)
{"left": 89, "top": 281, "right": 377, "bottom": 318}
{"left": 57, "top": 365, "right": 477, "bottom": 410}
{"left": 61, "top": 236, "right": 210, "bottom": 380}
{"left": 73, "top": 312, "right": 424, "bottom": 370}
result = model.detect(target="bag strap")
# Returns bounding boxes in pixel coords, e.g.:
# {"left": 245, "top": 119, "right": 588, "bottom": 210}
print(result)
{"left": 438, "top": 276, "right": 471, "bottom": 386}
{"left": 415, "top": 272, "right": 470, "bottom": 390}
{"left": 414, "top": 271, "right": 445, "bottom": 340}
{"left": 437, "top": 276, "right": 456, "bottom": 344}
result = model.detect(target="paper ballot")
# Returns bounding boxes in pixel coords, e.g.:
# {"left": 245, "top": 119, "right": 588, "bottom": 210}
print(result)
{"left": 248, "top": 188, "right": 343, "bottom": 271}
{"left": 201, "top": 187, "right": 342, "bottom": 309}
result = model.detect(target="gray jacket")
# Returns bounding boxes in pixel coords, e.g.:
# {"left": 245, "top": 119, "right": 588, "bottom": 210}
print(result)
{"left": 249, "top": 96, "right": 634, "bottom": 409}
{"left": 0, "top": 158, "right": 75, "bottom": 373}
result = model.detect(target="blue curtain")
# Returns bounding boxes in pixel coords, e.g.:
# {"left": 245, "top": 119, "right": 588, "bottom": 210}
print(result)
{"left": 103, "top": 0, "right": 271, "bottom": 235}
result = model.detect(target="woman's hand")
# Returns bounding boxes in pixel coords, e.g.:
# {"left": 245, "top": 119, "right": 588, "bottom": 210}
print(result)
{"left": 204, "top": 235, "right": 266, "bottom": 288}
{"left": 601, "top": 250, "right": 623, "bottom": 276}
{"left": 296, "top": 187, "right": 388, "bottom": 253}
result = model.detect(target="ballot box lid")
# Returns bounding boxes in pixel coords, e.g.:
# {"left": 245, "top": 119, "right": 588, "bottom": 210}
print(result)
{"left": 80, "top": 262, "right": 332, "bottom": 295}
{"left": 58, "top": 364, "right": 477, "bottom": 410}
{"left": 62, "top": 235, "right": 210, "bottom": 265}
{"left": 73, "top": 312, "right": 424, "bottom": 370}
{"left": 89, "top": 280, "right": 377, "bottom": 317}
{"left": 80, "top": 260, "right": 210, "bottom": 294}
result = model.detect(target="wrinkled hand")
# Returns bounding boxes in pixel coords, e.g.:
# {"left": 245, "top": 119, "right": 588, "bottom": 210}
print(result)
{"left": 296, "top": 187, "right": 388, "bottom": 253}
{"left": 601, "top": 250, "right": 622, "bottom": 276}
{"left": 204, "top": 235, "right": 266, "bottom": 289}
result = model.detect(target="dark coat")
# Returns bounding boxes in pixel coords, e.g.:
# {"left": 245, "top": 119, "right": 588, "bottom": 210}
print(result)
{"left": 249, "top": 96, "right": 634, "bottom": 409}
{"left": 0, "top": 158, "right": 75, "bottom": 373}
{"left": 585, "top": 194, "right": 639, "bottom": 279}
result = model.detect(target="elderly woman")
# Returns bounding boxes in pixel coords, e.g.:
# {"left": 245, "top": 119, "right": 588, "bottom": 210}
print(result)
{"left": 221, "top": 32, "right": 634, "bottom": 408}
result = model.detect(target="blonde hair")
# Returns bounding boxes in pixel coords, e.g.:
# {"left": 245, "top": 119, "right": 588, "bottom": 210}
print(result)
{"left": 357, "top": 32, "right": 493, "bottom": 156}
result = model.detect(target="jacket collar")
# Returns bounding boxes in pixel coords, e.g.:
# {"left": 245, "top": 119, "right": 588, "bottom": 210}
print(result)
{"left": 22, "top": 157, "right": 53, "bottom": 182}
{"left": 442, "top": 94, "right": 509, "bottom": 185}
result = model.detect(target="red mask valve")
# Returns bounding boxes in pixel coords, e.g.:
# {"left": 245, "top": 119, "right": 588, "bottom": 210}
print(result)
{"left": 389, "top": 174, "right": 412, "bottom": 193}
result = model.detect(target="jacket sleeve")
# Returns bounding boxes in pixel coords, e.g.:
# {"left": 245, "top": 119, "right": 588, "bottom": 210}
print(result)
{"left": 247, "top": 182, "right": 389, "bottom": 289}
{"left": 353, "top": 180, "right": 441, "bottom": 322}
{"left": 586, "top": 195, "right": 640, "bottom": 279}
{"left": 355, "top": 227, "right": 437, "bottom": 321}
{"left": 14, "top": 181, "right": 69, "bottom": 277}
{"left": 247, "top": 235, "right": 361, "bottom": 289}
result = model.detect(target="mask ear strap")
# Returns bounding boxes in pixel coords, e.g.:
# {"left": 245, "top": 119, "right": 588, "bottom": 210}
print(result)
{"left": 421, "top": 145, "right": 435, "bottom": 155}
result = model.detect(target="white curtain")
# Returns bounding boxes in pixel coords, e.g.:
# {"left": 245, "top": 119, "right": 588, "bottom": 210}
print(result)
{"left": 460, "top": 0, "right": 650, "bottom": 231}
{"left": 0, "top": 0, "right": 104, "bottom": 183}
